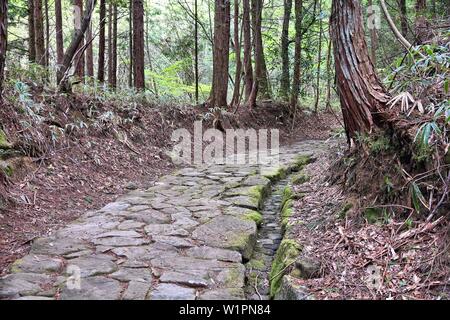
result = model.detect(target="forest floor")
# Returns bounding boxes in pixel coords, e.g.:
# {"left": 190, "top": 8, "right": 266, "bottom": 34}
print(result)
{"left": 0, "top": 95, "right": 339, "bottom": 276}
{"left": 286, "top": 144, "right": 450, "bottom": 299}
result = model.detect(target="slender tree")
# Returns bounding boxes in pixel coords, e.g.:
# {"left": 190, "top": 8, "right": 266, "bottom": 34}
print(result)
{"left": 290, "top": 0, "right": 302, "bottom": 109}
{"left": 86, "top": 20, "right": 94, "bottom": 78}
{"left": 108, "top": 3, "right": 117, "bottom": 88}
{"left": 368, "top": 0, "right": 378, "bottom": 67}
{"left": 28, "top": 0, "right": 36, "bottom": 63}
{"left": 55, "top": 0, "right": 64, "bottom": 66}
{"left": 73, "top": 0, "right": 85, "bottom": 80}
{"left": 0, "top": 0, "right": 8, "bottom": 99}
{"left": 57, "top": 0, "right": 97, "bottom": 91}
{"left": 44, "top": 0, "right": 49, "bottom": 66}
{"left": 279, "top": 0, "right": 292, "bottom": 100}
{"left": 98, "top": 0, "right": 106, "bottom": 82}
{"left": 211, "top": 0, "right": 231, "bottom": 108}
{"left": 242, "top": 0, "right": 253, "bottom": 102}
{"left": 398, "top": 0, "right": 408, "bottom": 38}
{"left": 314, "top": 0, "right": 323, "bottom": 113}
{"left": 415, "top": 0, "right": 429, "bottom": 44}
{"left": 133, "top": 0, "right": 145, "bottom": 90}
{"left": 231, "top": 0, "right": 242, "bottom": 107}
{"left": 34, "top": 0, "right": 45, "bottom": 66}
{"left": 251, "top": 0, "right": 270, "bottom": 99}
{"left": 128, "top": 0, "right": 133, "bottom": 87}
{"left": 324, "top": 38, "right": 332, "bottom": 112}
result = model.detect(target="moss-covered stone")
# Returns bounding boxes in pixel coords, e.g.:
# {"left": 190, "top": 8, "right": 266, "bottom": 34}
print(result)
{"left": 263, "top": 167, "right": 286, "bottom": 182}
{"left": 269, "top": 239, "right": 302, "bottom": 297}
{"left": 246, "top": 258, "right": 266, "bottom": 271}
{"left": 291, "top": 155, "right": 312, "bottom": 172}
{"left": 291, "top": 173, "right": 310, "bottom": 185}
{"left": 243, "top": 210, "right": 263, "bottom": 226}
{"left": 0, "top": 160, "right": 13, "bottom": 177}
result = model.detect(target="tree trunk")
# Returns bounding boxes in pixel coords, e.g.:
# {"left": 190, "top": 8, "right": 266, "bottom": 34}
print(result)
{"left": 57, "top": 0, "right": 96, "bottom": 91}
{"left": 314, "top": 0, "right": 323, "bottom": 113}
{"left": 73, "top": 0, "right": 85, "bottom": 80}
{"left": 242, "top": 0, "right": 253, "bottom": 102}
{"left": 368, "top": 0, "right": 378, "bottom": 67}
{"left": 55, "top": 0, "right": 64, "bottom": 66}
{"left": 290, "top": 0, "right": 302, "bottom": 109}
{"left": 231, "top": 0, "right": 242, "bottom": 107}
{"left": 133, "top": 0, "right": 145, "bottom": 90}
{"left": 279, "top": 0, "right": 292, "bottom": 101}
{"left": 108, "top": 3, "right": 117, "bottom": 88}
{"left": 0, "top": 0, "right": 8, "bottom": 100}
{"left": 251, "top": 0, "right": 270, "bottom": 100}
{"left": 86, "top": 20, "right": 94, "bottom": 78}
{"left": 97, "top": 0, "right": 106, "bottom": 83}
{"left": 398, "top": 0, "right": 408, "bottom": 38}
{"left": 28, "top": 0, "right": 36, "bottom": 63}
{"left": 330, "top": 0, "right": 391, "bottom": 142}
{"left": 44, "top": 0, "right": 49, "bottom": 66}
{"left": 128, "top": 0, "right": 133, "bottom": 87}
{"left": 325, "top": 38, "right": 332, "bottom": 111}
{"left": 34, "top": 0, "right": 45, "bottom": 66}
{"left": 415, "top": 0, "right": 429, "bottom": 44}
{"left": 210, "top": 0, "right": 231, "bottom": 108}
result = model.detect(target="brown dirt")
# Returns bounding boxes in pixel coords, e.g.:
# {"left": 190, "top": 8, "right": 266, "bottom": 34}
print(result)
{"left": 0, "top": 91, "right": 339, "bottom": 276}
{"left": 289, "top": 142, "right": 450, "bottom": 299}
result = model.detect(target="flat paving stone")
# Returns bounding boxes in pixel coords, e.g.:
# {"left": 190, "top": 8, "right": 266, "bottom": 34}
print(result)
{"left": 60, "top": 276, "right": 122, "bottom": 300}
{"left": 148, "top": 283, "right": 196, "bottom": 300}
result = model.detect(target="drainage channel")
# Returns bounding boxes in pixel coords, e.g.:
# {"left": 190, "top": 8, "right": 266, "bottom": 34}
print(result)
{"left": 245, "top": 177, "right": 291, "bottom": 300}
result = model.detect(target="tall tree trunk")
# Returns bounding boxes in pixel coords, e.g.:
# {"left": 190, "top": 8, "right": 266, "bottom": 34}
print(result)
{"left": 325, "top": 38, "right": 332, "bottom": 111}
{"left": 28, "top": 0, "right": 36, "bottom": 63}
{"left": 128, "top": 0, "right": 133, "bottom": 87}
{"left": 44, "top": 0, "right": 49, "bottom": 66}
{"left": 108, "top": 4, "right": 117, "bottom": 88}
{"left": 415, "top": 0, "right": 429, "bottom": 44}
{"left": 330, "top": 0, "right": 391, "bottom": 142}
{"left": 398, "top": 0, "right": 408, "bottom": 38}
{"left": 242, "top": 0, "right": 253, "bottom": 101}
{"left": 368, "top": 0, "right": 378, "bottom": 67}
{"left": 55, "top": 0, "right": 64, "bottom": 66}
{"left": 86, "top": 21, "right": 94, "bottom": 78}
{"left": 231, "top": 0, "right": 242, "bottom": 107}
{"left": 314, "top": 0, "right": 323, "bottom": 113}
{"left": 34, "top": 0, "right": 45, "bottom": 66}
{"left": 133, "top": 0, "right": 145, "bottom": 90}
{"left": 280, "top": 0, "right": 292, "bottom": 101}
{"left": 210, "top": 0, "right": 231, "bottom": 108}
{"left": 97, "top": 0, "right": 106, "bottom": 82}
{"left": 0, "top": 0, "right": 8, "bottom": 100}
{"left": 251, "top": 0, "right": 270, "bottom": 99}
{"left": 290, "top": 0, "right": 302, "bottom": 109}
{"left": 57, "top": 0, "right": 96, "bottom": 92}
{"left": 73, "top": 0, "right": 85, "bottom": 80}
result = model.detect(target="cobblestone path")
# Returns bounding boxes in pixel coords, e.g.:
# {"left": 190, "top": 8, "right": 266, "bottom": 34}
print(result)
{"left": 0, "top": 140, "right": 326, "bottom": 300}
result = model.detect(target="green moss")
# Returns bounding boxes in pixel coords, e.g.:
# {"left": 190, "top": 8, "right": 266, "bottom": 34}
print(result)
{"left": 10, "top": 259, "right": 23, "bottom": 273}
{"left": 247, "top": 258, "right": 266, "bottom": 271}
{"left": 243, "top": 210, "right": 263, "bottom": 226}
{"left": 269, "top": 239, "right": 302, "bottom": 297}
{"left": 363, "top": 207, "right": 384, "bottom": 224}
{"left": 291, "top": 155, "right": 312, "bottom": 171}
{"left": 0, "top": 160, "right": 13, "bottom": 177}
{"left": 263, "top": 167, "right": 286, "bottom": 181}
{"left": 291, "top": 173, "right": 310, "bottom": 185}
{"left": 0, "top": 130, "right": 12, "bottom": 150}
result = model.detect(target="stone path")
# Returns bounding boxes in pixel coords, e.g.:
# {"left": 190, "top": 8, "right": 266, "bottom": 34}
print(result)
{"left": 0, "top": 140, "right": 326, "bottom": 300}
